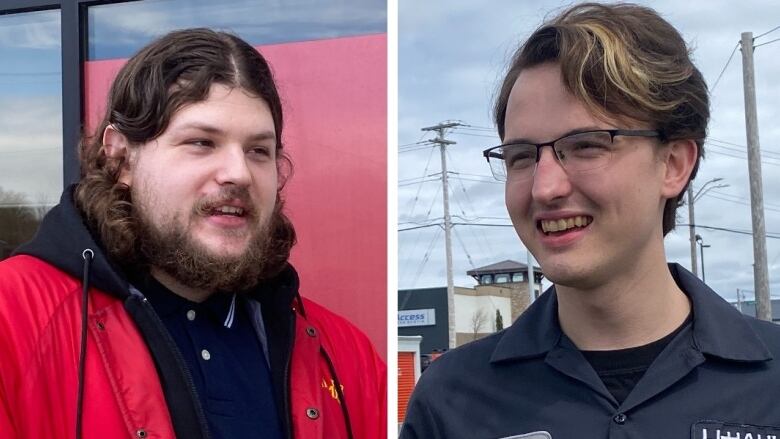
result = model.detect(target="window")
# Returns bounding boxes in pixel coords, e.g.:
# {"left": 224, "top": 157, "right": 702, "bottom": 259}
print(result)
{"left": 87, "top": 0, "right": 386, "bottom": 60}
{"left": 495, "top": 274, "right": 509, "bottom": 284}
{"left": 480, "top": 274, "right": 493, "bottom": 284}
{"left": 512, "top": 272, "right": 524, "bottom": 283}
{"left": 0, "top": 9, "right": 62, "bottom": 260}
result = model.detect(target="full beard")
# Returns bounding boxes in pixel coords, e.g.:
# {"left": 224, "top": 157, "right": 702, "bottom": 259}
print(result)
{"left": 135, "top": 198, "right": 295, "bottom": 294}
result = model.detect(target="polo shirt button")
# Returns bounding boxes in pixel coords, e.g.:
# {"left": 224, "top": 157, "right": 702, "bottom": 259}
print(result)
{"left": 306, "top": 407, "right": 319, "bottom": 419}
{"left": 201, "top": 349, "right": 211, "bottom": 361}
{"left": 613, "top": 413, "right": 627, "bottom": 424}
{"left": 306, "top": 327, "right": 317, "bottom": 337}
{"left": 187, "top": 310, "right": 196, "bottom": 321}
{"left": 136, "top": 428, "right": 147, "bottom": 438}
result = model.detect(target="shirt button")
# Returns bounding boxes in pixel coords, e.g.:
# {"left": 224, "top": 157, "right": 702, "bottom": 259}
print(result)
{"left": 613, "top": 413, "right": 627, "bottom": 424}
{"left": 306, "top": 407, "right": 320, "bottom": 419}
{"left": 306, "top": 327, "right": 317, "bottom": 337}
{"left": 186, "top": 310, "right": 196, "bottom": 321}
{"left": 201, "top": 349, "right": 211, "bottom": 361}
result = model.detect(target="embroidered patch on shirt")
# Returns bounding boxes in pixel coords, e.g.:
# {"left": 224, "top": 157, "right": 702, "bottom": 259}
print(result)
{"left": 693, "top": 421, "right": 780, "bottom": 438}
{"left": 499, "top": 432, "right": 552, "bottom": 439}
{"left": 321, "top": 378, "right": 344, "bottom": 403}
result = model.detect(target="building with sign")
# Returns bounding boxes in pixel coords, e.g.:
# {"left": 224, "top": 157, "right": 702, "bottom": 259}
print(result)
{"left": 398, "top": 260, "right": 544, "bottom": 353}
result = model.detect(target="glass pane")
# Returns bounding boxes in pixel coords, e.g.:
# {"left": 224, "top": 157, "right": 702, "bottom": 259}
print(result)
{"left": 0, "top": 10, "right": 62, "bottom": 260}
{"left": 512, "top": 272, "right": 523, "bottom": 282}
{"left": 88, "top": 0, "right": 386, "bottom": 60}
{"left": 495, "top": 274, "right": 509, "bottom": 284}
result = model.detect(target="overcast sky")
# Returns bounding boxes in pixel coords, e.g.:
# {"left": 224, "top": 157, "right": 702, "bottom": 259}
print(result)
{"left": 398, "top": 0, "right": 780, "bottom": 303}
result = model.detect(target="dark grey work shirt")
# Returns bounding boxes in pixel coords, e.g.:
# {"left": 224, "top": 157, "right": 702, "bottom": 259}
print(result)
{"left": 401, "top": 264, "right": 780, "bottom": 439}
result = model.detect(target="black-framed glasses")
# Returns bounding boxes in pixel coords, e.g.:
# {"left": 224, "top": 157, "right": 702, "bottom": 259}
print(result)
{"left": 482, "top": 129, "right": 662, "bottom": 182}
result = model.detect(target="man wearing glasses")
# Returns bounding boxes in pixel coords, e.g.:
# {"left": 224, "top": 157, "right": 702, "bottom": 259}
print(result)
{"left": 401, "top": 3, "right": 780, "bottom": 438}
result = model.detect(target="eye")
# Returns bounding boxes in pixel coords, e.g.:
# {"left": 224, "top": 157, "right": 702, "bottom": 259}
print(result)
{"left": 503, "top": 145, "right": 536, "bottom": 169}
{"left": 187, "top": 139, "right": 214, "bottom": 148}
{"left": 569, "top": 141, "right": 610, "bottom": 156}
{"left": 248, "top": 145, "right": 274, "bottom": 159}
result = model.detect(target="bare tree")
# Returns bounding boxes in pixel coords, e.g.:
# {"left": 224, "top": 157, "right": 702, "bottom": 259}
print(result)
{"left": 0, "top": 187, "right": 41, "bottom": 260}
{"left": 471, "top": 307, "right": 488, "bottom": 341}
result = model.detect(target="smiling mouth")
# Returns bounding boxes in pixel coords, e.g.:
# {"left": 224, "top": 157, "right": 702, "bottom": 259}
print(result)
{"left": 209, "top": 205, "right": 247, "bottom": 217}
{"left": 539, "top": 215, "right": 592, "bottom": 235}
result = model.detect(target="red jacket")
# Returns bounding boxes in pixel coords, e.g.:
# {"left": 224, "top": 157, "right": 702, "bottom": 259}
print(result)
{"left": 0, "top": 189, "right": 385, "bottom": 439}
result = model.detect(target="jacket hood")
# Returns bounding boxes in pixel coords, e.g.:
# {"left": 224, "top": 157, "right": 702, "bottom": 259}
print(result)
{"left": 14, "top": 184, "right": 132, "bottom": 299}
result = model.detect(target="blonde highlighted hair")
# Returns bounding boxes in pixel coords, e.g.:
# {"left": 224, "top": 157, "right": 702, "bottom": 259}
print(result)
{"left": 494, "top": 3, "right": 709, "bottom": 235}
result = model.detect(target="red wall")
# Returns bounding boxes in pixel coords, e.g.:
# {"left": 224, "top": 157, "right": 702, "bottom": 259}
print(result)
{"left": 84, "top": 34, "right": 387, "bottom": 358}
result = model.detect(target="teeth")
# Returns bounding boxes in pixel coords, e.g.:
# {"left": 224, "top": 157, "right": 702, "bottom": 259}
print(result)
{"left": 216, "top": 206, "right": 244, "bottom": 215}
{"left": 540, "top": 215, "right": 591, "bottom": 233}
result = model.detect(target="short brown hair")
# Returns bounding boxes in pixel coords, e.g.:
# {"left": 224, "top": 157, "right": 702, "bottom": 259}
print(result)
{"left": 76, "top": 28, "right": 295, "bottom": 271}
{"left": 493, "top": 3, "right": 709, "bottom": 235}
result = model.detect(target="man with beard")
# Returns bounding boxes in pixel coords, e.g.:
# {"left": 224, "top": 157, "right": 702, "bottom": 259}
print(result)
{"left": 0, "top": 28, "right": 385, "bottom": 439}
{"left": 401, "top": 3, "right": 780, "bottom": 438}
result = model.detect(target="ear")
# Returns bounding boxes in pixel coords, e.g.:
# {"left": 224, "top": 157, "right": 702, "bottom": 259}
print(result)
{"left": 661, "top": 139, "right": 698, "bottom": 199}
{"left": 102, "top": 125, "right": 134, "bottom": 186}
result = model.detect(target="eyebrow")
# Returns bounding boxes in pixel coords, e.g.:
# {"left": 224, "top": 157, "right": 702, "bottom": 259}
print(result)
{"left": 503, "top": 125, "right": 606, "bottom": 145}
{"left": 172, "top": 122, "right": 276, "bottom": 142}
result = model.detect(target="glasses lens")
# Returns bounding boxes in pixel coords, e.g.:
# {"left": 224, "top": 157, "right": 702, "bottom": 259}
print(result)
{"left": 555, "top": 131, "right": 613, "bottom": 172}
{"left": 501, "top": 144, "right": 537, "bottom": 181}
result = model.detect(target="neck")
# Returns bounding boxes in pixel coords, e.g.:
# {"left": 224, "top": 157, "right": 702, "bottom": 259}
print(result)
{"left": 555, "top": 248, "right": 690, "bottom": 351}
{"left": 150, "top": 267, "right": 213, "bottom": 303}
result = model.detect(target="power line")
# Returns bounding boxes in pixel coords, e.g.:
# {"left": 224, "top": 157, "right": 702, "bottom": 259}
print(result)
{"left": 708, "top": 138, "right": 780, "bottom": 159}
{"left": 755, "top": 24, "right": 780, "bottom": 40}
{"left": 398, "top": 177, "right": 439, "bottom": 187}
{"left": 698, "top": 191, "right": 780, "bottom": 213}
{"left": 678, "top": 223, "right": 780, "bottom": 239}
{"left": 754, "top": 37, "right": 780, "bottom": 49}
{"left": 710, "top": 42, "right": 740, "bottom": 93}
{"left": 703, "top": 189, "right": 780, "bottom": 210}
{"left": 403, "top": 145, "right": 438, "bottom": 219}
{"left": 398, "top": 223, "right": 441, "bottom": 232}
{"left": 399, "top": 144, "right": 435, "bottom": 154}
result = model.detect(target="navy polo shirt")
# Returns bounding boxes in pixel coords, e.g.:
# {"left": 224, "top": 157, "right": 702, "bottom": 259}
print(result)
{"left": 402, "top": 264, "right": 780, "bottom": 438}
{"left": 137, "top": 275, "right": 283, "bottom": 439}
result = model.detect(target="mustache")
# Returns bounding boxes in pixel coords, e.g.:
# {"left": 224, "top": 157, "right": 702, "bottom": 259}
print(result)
{"left": 193, "top": 186, "right": 257, "bottom": 217}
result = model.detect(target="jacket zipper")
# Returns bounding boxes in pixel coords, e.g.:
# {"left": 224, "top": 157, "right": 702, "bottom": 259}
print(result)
{"left": 283, "top": 309, "right": 297, "bottom": 439}
{"left": 134, "top": 292, "right": 212, "bottom": 438}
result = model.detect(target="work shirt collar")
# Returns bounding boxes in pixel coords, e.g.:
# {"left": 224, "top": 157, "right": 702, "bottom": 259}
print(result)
{"left": 490, "top": 263, "right": 771, "bottom": 363}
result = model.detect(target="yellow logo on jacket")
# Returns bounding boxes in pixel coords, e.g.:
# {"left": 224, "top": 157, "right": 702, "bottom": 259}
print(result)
{"left": 321, "top": 378, "right": 344, "bottom": 403}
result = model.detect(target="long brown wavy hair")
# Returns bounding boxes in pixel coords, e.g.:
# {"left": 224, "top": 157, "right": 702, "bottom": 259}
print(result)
{"left": 493, "top": 3, "right": 710, "bottom": 236}
{"left": 75, "top": 28, "right": 296, "bottom": 276}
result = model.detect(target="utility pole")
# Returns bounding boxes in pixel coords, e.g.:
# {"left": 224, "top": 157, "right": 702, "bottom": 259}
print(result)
{"left": 527, "top": 251, "right": 535, "bottom": 304}
{"left": 740, "top": 32, "right": 771, "bottom": 321}
{"left": 422, "top": 121, "right": 461, "bottom": 348}
{"left": 688, "top": 187, "right": 698, "bottom": 277}
{"left": 737, "top": 288, "right": 742, "bottom": 313}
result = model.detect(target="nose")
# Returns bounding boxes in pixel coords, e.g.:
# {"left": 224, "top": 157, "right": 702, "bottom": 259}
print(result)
{"left": 214, "top": 145, "right": 252, "bottom": 187}
{"left": 530, "top": 146, "right": 573, "bottom": 204}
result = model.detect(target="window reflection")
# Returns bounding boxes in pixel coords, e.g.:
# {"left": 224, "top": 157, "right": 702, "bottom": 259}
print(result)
{"left": 88, "top": 0, "right": 386, "bottom": 60}
{"left": 0, "top": 9, "right": 62, "bottom": 260}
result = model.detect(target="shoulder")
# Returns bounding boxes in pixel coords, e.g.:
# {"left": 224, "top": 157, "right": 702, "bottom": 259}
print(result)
{"left": 298, "top": 296, "right": 386, "bottom": 379}
{"left": 0, "top": 255, "right": 80, "bottom": 316}
{"left": 416, "top": 331, "right": 504, "bottom": 393}
{"left": 744, "top": 316, "right": 780, "bottom": 353}
{"left": 299, "top": 297, "right": 378, "bottom": 354}
{"left": 0, "top": 256, "right": 82, "bottom": 383}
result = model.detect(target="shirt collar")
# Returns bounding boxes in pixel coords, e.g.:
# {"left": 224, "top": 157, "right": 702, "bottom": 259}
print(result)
{"left": 132, "top": 272, "right": 238, "bottom": 328}
{"left": 491, "top": 263, "right": 771, "bottom": 363}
